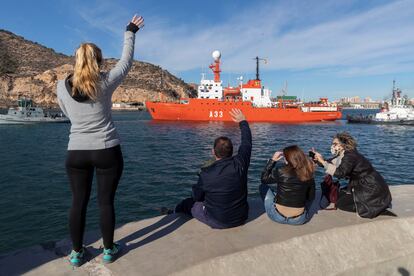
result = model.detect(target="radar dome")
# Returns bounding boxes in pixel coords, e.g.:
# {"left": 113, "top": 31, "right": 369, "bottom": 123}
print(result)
{"left": 212, "top": 50, "right": 221, "bottom": 61}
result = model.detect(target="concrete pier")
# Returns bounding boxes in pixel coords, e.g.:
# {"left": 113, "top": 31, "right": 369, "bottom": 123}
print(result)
{"left": 1, "top": 185, "right": 413, "bottom": 276}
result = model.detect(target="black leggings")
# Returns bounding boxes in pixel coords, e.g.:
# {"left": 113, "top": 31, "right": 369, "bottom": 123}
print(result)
{"left": 66, "top": 145, "right": 123, "bottom": 251}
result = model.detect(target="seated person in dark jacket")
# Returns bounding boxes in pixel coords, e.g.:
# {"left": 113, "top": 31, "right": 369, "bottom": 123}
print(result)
{"left": 172, "top": 109, "right": 252, "bottom": 229}
{"left": 311, "top": 132, "right": 392, "bottom": 218}
{"left": 260, "top": 145, "right": 321, "bottom": 225}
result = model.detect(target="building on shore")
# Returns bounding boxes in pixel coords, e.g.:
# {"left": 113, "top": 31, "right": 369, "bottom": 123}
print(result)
{"left": 336, "top": 96, "right": 381, "bottom": 109}
{"left": 112, "top": 102, "right": 146, "bottom": 110}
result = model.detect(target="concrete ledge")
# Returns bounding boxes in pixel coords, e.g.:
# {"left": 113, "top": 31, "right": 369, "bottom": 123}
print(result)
{"left": 174, "top": 217, "right": 414, "bottom": 276}
{"left": 1, "top": 185, "right": 413, "bottom": 276}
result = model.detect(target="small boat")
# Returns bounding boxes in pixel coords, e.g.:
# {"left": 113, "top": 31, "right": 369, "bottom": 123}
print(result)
{"left": 0, "top": 98, "right": 69, "bottom": 124}
{"left": 347, "top": 115, "right": 414, "bottom": 125}
{"left": 347, "top": 81, "right": 414, "bottom": 125}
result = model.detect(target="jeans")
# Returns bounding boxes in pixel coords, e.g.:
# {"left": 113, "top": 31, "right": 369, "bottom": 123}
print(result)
{"left": 175, "top": 198, "right": 228, "bottom": 229}
{"left": 259, "top": 184, "right": 326, "bottom": 225}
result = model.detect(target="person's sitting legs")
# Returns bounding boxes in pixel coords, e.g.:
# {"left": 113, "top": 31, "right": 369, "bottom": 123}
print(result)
{"left": 174, "top": 197, "right": 195, "bottom": 216}
{"left": 190, "top": 202, "right": 227, "bottom": 229}
{"left": 259, "top": 183, "right": 309, "bottom": 225}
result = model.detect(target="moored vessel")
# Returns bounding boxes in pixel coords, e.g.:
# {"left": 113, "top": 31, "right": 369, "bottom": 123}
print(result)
{"left": 0, "top": 98, "right": 69, "bottom": 124}
{"left": 347, "top": 81, "right": 414, "bottom": 125}
{"left": 146, "top": 51, "right": 341, "bottom": 122}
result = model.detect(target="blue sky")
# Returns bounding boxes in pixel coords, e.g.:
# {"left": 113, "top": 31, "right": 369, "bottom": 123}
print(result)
{"left": 1, "top": 0, "right": 414, "bottom": 101}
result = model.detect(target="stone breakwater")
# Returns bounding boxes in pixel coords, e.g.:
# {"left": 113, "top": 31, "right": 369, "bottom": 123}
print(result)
{"left": 0, "top": 185, "right": 413, "bottom": 276}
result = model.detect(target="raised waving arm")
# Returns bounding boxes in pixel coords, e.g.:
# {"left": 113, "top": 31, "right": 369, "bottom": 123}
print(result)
{"left": 105, "top": 15, "right": 144, "bottom": 91}
{"left": 230, "top": 109, "right": 252, "bottom": 169}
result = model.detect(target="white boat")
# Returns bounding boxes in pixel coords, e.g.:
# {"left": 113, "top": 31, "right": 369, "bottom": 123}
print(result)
{"left": 347, "top": 81, "right": 414, "bottom": 125}
{"left": 0, "top": 98, "right": 69, "bottom": 124}
{"left": 374, "top": 81, "right": 414, "bottom": 122}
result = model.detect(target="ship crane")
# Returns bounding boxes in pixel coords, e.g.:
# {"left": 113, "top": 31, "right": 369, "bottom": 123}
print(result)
{"left": 253, "top": 56, "right": 267, "bottom": 81}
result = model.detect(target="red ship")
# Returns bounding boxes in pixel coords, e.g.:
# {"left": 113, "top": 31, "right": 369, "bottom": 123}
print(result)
{"left": 146, "top": 51, "right": 342, "bottom": 122}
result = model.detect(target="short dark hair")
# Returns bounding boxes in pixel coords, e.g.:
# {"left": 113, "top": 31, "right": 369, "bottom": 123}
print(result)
{"left": 214, "top": 136, "right": 233, "bottom": 158}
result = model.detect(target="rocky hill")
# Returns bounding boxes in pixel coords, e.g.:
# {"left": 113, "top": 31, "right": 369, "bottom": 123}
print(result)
{"left": 0, "top": 29, "right": 196, "bottom": 108}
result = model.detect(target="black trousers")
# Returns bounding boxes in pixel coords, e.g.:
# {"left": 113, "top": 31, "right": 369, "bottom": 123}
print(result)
{"left": 175, "top": 197, "right": 196, "bottom": 215}
{"left": 336, "top": 189, "right": 356, "bottom": 213}
{"left": 65, "top": 145, "right": 123, "bottom": 251}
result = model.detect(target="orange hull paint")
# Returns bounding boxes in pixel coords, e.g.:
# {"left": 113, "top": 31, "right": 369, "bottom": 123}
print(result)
{"left": 146, "top": 99, "right": 342, "bottom": 122}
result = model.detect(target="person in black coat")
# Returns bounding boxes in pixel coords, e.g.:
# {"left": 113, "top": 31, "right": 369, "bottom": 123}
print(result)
{"left": 171, "top": 109, "right": 252, "bottom": 229}
{"left": 312, "top": 132, "right": 392, "bottom": 218}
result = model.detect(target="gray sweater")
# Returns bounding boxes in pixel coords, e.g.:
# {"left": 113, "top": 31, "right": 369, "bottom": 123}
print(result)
{"left": 57, "top": 31, "right": 136, "bottom": 150}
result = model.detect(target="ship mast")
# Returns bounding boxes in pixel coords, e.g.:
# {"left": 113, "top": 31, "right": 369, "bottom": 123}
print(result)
{"left": 254, "top": 56, "right": 267, "bottom": 81}
{"left": 209, "top": 50, "right": 222, "bottom": 82}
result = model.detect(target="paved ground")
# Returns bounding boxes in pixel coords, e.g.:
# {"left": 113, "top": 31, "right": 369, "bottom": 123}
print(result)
{"left": 0, "top": 185, "right": 413, "bottom": 276}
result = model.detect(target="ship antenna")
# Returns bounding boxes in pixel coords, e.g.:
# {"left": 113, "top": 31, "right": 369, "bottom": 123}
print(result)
{"left": 392, "top": 79, "right": 396, "bottom": 99}
{"left": 253, "top": 56, "right": 268, "bottom": 81}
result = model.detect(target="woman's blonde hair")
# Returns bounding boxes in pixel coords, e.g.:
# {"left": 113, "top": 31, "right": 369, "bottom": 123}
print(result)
{"left": 72, "top": 43, "right": 103, "bottom": 100}
{"left": 334, "top": 132, "right": 357, "bottom": 151}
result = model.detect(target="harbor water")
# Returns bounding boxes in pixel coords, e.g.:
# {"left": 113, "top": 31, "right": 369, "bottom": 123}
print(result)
{"left": 0, "top": 109, "right": 413, "bottom": 254}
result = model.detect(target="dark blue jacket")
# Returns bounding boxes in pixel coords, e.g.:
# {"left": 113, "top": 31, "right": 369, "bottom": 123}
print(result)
{"left": 192, "top": 121, "right": 252, "bottom": 227}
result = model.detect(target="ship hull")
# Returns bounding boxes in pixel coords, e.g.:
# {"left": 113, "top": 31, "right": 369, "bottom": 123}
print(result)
{"left": 146, "top": 99, "right": 342, "bottom": 122}
{"left": 347, "top": 115, "right": 414, "bottom": 125}
{"left": 0, "top": 115, "right": 69, "bottom": 124}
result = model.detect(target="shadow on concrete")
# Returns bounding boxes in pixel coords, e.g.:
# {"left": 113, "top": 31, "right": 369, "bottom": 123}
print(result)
{"left": 0, "top": 229, "right": 102, "bottom": 276}
{"left": 398, "top": 267, "right": 411, "bottom": 276}
{"left": 116, "top": 214, "right": 190, "bottom": 258}
{"left": 114, "top": 198, "right": 265, "bottom": 259}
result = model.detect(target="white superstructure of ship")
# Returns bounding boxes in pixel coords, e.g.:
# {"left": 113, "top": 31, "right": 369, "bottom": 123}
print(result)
{"left": 375, "top": 81, "right": 414, "bottom": 122}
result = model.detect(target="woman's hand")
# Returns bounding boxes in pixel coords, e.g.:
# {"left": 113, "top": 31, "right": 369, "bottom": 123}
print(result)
{"left": 271, "top": 151, "right": 283, "bottom": 162}
{"left": 131, "top": 14, "right": 144, "bottom": 28}
{"left": 311, "top": 148, "right": 325, "bottom": 164}
{"left": 127, "top": 15, "right": 144, "bottom": 33}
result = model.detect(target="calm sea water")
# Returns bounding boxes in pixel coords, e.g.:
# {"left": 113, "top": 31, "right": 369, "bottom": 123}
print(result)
{"left": 0, "top": 109, "right": 413, "bottom": 254}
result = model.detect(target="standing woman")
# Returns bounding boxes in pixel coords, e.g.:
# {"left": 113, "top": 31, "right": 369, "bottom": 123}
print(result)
{"left": 312, "top": 132, "right": 392, "bottom": 218}
{"left": 57, "top": 15, "right": 144, "bottom": 266}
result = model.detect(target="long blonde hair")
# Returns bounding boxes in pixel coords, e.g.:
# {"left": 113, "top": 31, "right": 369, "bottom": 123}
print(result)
{"left": 72, "top": 43, "right": 102, "bottom": 100}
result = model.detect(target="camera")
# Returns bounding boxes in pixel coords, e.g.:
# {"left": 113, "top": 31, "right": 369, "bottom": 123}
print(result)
{"left": 308, "top": 151, "right": 315, "bottom": 159}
